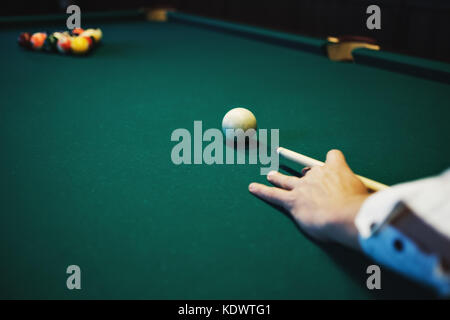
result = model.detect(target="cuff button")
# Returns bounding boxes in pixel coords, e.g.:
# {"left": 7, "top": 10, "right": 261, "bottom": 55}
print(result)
{"left": 393, "top": 239, "right": 404, "bottom": 252}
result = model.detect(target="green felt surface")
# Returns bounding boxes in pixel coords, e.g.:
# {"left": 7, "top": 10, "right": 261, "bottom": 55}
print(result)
{"left": 0, "top": 13, "right": 449, "bottom": 299}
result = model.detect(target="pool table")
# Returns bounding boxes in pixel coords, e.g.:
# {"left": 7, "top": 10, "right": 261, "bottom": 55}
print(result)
{"left": 0, "top": 10, "right": 449, "bottom": 299}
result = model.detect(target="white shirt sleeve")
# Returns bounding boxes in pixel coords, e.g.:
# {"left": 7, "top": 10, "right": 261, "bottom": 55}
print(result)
{"left": 355, "top": 169, "right": 450, "bottom": 295}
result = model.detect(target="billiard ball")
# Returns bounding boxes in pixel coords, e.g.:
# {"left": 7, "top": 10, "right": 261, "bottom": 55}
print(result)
{"left": 56, "top": 36, "right": 71, "bottom": 54}
{"left": 71, "top": 28, "right": 84, "bottom": 36}
{"left": 52, "top": 32, "right": 64, "bottom": 40}
{"left": 91, "top": 28, "right": 103, "bottom": 42}
{"left": 43, "top": 34, "right": 57, "bottom": 52}
{"left": 222, "top": 107, "right": 257, "bottom": 137}
{"left": 30, "top": 32, "right": 47, "bottom": 50}
{"left": 17, "top": 32, "right": 31, "bottom": 49}
{"left": 71, "top": 36, "right": 90, "bottom": 55}
{"left": 79, "top": 29, "right": 94, "bottom": 38}
{"left": 79, "top": 30, "right": 97, "bottom": 47}
{"left": 83, "top": 36, "right": 94, "bottom": 48}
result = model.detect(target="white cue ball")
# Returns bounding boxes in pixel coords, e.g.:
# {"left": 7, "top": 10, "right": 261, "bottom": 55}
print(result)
{"left": 222, "top": 107, "right": 257, "bottom": 137}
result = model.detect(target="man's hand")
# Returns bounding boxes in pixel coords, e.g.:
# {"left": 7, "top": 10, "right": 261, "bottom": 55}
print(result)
{"left": 249, "top": 149, "right": 370, "bottom": 250}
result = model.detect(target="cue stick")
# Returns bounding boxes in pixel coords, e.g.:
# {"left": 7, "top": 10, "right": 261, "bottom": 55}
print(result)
{"left": 277, "top": 147, "right": 389, "bottom": 192}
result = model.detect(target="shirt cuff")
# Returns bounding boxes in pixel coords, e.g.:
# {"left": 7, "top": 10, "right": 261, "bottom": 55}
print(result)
{"left": 355, "top": 187, "right": 403, "bottom": 238}
{"left": 354, "top": 174, "right": 450, "bottom": 296}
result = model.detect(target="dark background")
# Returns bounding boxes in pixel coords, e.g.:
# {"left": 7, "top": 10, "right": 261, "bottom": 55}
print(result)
{"left": 1, "top": 0, "right": 450, "bottom": 63}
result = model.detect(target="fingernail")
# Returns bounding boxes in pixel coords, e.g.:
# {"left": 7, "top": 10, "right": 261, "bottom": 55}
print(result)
{"left": 248, "top": 183, "right": 256, "bottom": 192}
{"left": 267, "top": 171, "right": 276, "bottom": 179}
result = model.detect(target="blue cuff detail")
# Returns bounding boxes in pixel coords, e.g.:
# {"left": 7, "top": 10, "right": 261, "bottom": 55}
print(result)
{"left": 359, "top": 225, "right": 450, "bottom": 296}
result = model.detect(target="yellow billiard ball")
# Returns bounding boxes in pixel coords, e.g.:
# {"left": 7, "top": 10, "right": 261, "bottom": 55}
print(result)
{"left": 91, "top": 29, "right": 103, "bottom": 42}
{"left": 70, "top": 36, "right": 90, "bottom": 55}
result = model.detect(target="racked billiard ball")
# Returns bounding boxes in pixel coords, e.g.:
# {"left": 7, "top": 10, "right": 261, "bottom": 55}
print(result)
{"left": 91, "top": 28, "right": 103, "bottom": 42}
{"left": 30, "top": 32, "right": 47, "bottom": 50}
{"left": 79, "top": 30, "right": 96, "bottom": 48}
{"left": 18, "top": 32, "right": 31, "bottom": 49}
{"left": 56, "top": 36, "right": 72, "bottom": 54}
{"left": 43, "top": 34, "right": 58, "bottom": 52}
{"left": 71, "top": 28, "right": 84, "bottom": 36}
{"left": 83, "top": 36, "right": 93, "bottom": 48}
{"left": 70, "top": 36, "right": 90, "bottom": 55}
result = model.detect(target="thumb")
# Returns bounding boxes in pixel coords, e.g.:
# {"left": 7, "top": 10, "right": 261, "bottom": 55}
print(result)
{"left": 325, "top": 149, "right": 350, "bottom": 170}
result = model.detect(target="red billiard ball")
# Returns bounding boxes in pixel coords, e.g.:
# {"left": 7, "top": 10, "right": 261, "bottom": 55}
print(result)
{"left": 83, "top": 36, "right": 93, "bottom": 48}
{"left": 56, "top": 36, "right": 72, "bottom": 54}
{"left": 71, "top": 28, "right": 84, "bottom": 36}
{"left": 18, "top": 32, "right": 31, "bottom": 49}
